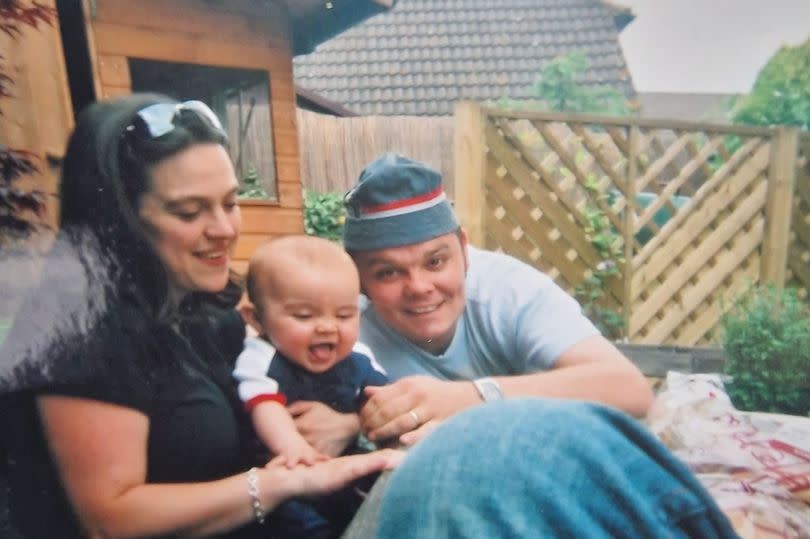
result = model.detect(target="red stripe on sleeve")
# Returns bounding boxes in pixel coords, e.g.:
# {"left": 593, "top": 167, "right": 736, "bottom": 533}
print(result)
{"left": 245, "top": 393, "right": 287, "bottom": 412}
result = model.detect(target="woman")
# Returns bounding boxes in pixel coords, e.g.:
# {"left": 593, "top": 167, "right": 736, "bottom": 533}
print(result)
{"left": 0, "top": 94, "right": 399, "bottom": 538}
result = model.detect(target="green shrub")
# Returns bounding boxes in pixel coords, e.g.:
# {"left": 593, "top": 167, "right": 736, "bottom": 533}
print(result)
{"left": 532, "top": 51, "right": 633, "bottom": 116}
{"left": 731, "top": 37, "right": 810, "bottom": 130}
{"left": 304, "top": 190, "right": 345, "bottom": 242}
{"left": 721, "top": 284, "right": 810, "bottom": 416}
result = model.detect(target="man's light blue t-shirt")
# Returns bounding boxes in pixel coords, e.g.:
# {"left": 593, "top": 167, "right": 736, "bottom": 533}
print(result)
{"left": 359, "top": 246, "right": 599, "bottom": 381}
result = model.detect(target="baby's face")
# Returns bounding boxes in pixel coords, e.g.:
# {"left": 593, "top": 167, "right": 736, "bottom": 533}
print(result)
{"left": 258, "top": 264, "right": 360, "bottom": 374}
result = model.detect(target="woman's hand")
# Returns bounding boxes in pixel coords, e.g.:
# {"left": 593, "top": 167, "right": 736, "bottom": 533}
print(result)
{"left": 265, "top": 449, "right": 404, "bottom": 500}
{"left": 359, "top": 376, "right": 480, "bottom": 445}
{"left": 288, "top": 401, "right": 361, "bottom": 457}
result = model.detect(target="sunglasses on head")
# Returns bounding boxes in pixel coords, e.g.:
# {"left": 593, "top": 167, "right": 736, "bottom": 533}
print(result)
{"left": 126, "top": 100, "right": 224, "bottom": 139}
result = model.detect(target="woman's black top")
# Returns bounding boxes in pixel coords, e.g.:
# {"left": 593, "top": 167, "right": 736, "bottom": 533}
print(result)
{"left": 1, "top": 299, "right": 266, "bottom": 538}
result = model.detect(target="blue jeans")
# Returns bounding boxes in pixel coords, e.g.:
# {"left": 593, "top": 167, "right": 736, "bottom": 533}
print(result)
{"left": 375, "top": 399, "right": 740, "bottom": 538}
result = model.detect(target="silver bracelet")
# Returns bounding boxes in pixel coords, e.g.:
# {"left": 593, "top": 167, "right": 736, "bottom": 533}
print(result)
{"left": 246, "top": 467, "right": 266, "bottom": 524}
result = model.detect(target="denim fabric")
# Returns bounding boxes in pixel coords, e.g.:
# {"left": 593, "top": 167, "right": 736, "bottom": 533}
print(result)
{"left": 271, "top": 477, "right": 375, "bottom": 539}
{"left": 268, "top": 500, "right": 332, "bottom": 539}
{"left": 375, "top": 399, "right": 740, "bottom": 539}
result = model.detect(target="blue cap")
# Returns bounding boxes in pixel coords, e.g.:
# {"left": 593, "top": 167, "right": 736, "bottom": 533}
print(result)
{"left": 343, "top": 153, "right": 459, "bottom": 251}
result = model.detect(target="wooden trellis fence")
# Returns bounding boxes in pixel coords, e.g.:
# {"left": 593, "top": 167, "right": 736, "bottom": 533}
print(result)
{"left": 454, "top": 101, "right": 809, "bottom": 346}
{"left": 789, "top": 136, "right": 810, "bottom": 299}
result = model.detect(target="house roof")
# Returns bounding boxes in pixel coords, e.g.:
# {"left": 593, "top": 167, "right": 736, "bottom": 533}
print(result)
{"left": 637, "top": 92, "right": 735, "bottom": 123}
{"left": 293, "top": 0, "right": 637, "bottom": 116}
{"left": 296, "top": 86, "right": 359, "bottom": 116}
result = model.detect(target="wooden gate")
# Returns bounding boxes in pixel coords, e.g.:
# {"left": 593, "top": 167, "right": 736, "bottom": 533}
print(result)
{"left": 454, "top": 102, "right": 807, "bottom": 346}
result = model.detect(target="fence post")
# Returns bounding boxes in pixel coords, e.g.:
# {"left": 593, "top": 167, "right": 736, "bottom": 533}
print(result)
{"left": 761, "top": 127, "right": 800, "bottom": 288}
{"left": 623, "top": 125, "right": 639, "bottom": 339}
{"left": 453, "top": 101, "right": 486, "bottom": 247}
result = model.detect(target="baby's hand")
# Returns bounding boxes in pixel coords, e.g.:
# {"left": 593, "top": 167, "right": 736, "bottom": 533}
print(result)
{"left": 277, "top": 441, "right": 330, "bottom": 469}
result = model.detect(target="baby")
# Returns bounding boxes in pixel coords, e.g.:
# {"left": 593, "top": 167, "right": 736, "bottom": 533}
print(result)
{"left": 234, "top": 235, "right": 387, "bottom": 538}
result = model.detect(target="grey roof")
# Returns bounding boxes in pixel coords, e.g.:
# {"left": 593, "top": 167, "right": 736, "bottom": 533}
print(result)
{"left": 637, "top": 92, "right": 737, "bottom": 123}
{"left": 294, "top": 0, "right": 636, "bottom": 116}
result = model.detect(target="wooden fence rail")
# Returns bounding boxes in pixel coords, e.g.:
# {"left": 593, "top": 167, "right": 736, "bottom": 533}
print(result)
{"left": 297, "top": 109, "right": 454, "bottom": 194}
{"left": 454, "top": 101, "right": 809, "bottom": 346}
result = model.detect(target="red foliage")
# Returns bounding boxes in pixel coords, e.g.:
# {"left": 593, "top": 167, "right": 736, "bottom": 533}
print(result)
{"left": 0, "top": 188, "right": 47, "bottom": 216}
{"left": 0, "top": 146, "right": 38, "bottom": 183}
{"left": 0, "top": 0, "right": 56, "bottom": 101}
{"left": 0, "top": 146, "right": 43, "bottom": 240}
{"left": 0, "top": 69, "right": 10, "bottom": 99}
{"left": 0, "top": 0, "right": 55, "bottom": 241}
{"left": 0, "top": 0, "right": 56, "bottom": 98}
{"left": 0, "top": 0, "right": 56, "bottom": 38}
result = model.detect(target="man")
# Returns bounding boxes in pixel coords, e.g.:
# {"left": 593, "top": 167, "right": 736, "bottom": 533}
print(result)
{"left": 291, "top": 153, "right": 653, "bottom": 453}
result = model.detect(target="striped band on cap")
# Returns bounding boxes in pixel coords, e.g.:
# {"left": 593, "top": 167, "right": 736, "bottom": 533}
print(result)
{"left": 343, "top": 153, "right": 459, "bottom": 250}
{"left": 359, "top": 187, "right": 447, "bottom": 220}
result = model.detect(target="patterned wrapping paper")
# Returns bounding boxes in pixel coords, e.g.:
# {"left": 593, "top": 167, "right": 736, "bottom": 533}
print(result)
{"left": 647, "top": 372, "right": 810, "bottom": 539}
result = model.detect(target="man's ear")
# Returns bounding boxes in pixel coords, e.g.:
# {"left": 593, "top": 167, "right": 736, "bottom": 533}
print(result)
{"left": 239, "top": 302, "right": 262, "bottom": 335}
{"left": 458, "top": 227, "right": 470, "bottom": 273}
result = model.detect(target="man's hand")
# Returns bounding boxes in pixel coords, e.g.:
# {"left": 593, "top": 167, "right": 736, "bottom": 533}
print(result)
{"left": 360, "top": 376, "right": 480, "bottom": 445}
{"left": 288, "top": 401, "right": 361, "bottom": 457}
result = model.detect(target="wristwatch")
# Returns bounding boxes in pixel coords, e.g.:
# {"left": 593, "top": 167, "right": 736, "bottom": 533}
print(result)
{"left": 473, "top": 377, "right": 504, "bottom": 402}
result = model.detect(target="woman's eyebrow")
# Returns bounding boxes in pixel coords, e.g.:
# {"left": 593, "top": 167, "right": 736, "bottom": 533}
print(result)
{"left": 163, "top": 187, "right": 239, "bottom": 207}
{"left": 164, "top": 197, "right": 205, "bottom": 207}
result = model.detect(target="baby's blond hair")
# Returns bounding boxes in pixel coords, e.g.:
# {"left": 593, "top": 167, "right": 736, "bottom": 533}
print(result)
{"left": 246, "top": 235, "right": 356, "bottom": 313}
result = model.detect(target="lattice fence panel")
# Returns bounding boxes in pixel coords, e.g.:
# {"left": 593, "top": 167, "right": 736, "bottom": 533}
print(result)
{"left": 464, "top": 106, "right": 800, "bottom": 345}
{"left": 630, "top": 132, "right": 772, "bottom": 345}
{"left": 786, "top": 135, "right": 810, "bottom": 298}
{"left": 482, "top": 115, "right": 625, "bottom": 308}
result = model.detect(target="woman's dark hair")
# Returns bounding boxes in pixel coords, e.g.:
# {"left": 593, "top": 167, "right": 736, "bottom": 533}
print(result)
{"left": 59, "top": 93, "right": 241, "bottom": 317}
{"left": 0, "top": 94, "right": 244, "bottom": 392}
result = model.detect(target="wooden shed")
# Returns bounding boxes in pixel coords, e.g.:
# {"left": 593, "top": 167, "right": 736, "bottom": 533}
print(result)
{"left": 1, "top": 0, "right": 393, "bottom": 273}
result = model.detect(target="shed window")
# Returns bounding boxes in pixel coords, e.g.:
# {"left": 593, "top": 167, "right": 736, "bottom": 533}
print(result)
{"left": 128, "top": 59, "right": 276, "bottom": 200}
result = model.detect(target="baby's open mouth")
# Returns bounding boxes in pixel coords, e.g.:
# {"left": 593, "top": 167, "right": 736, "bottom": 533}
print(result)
{"left": 309, "top": 343, "right": 336, "bottom": 361}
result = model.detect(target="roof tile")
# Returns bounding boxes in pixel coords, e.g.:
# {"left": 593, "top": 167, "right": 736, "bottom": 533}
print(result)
{"left": 294, "top": 0, "right": 636, "bottom": 115}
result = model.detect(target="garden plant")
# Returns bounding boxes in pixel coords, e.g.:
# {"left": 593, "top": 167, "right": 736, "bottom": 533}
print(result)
{"left": 303, "top": 190, "right": 345, "bottom": 242}
{"left": 721, "top": 284, "right": 810, "bottom": 416}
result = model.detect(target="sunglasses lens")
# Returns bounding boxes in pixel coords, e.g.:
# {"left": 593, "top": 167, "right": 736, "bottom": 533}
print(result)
{"left": 181, "top": 100, "right": 224, "bottom": 131}
{"left": 132, "top": 100, "right": 224, "bottom": 139}
{"left": 136, "top": 103, "right": 179, "bottom": 138}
